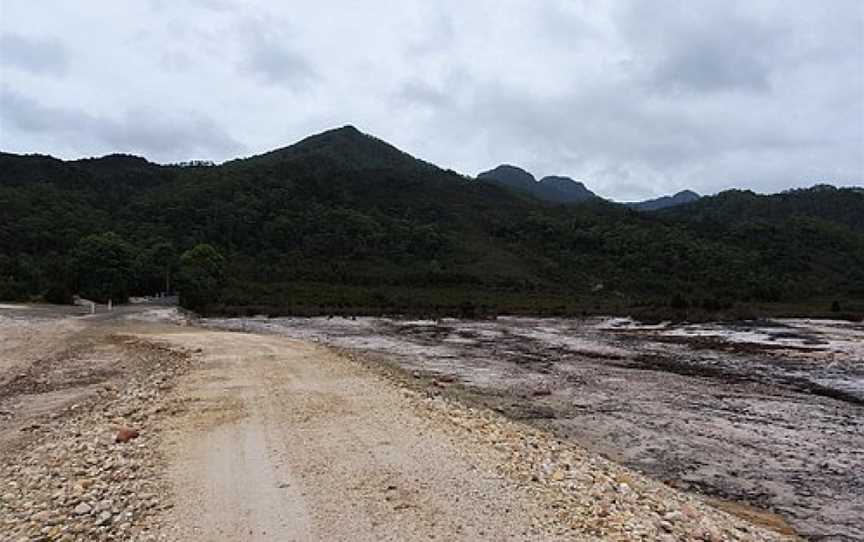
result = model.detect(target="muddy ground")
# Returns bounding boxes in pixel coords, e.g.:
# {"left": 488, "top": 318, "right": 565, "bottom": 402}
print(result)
{"left": 204, "top": 315, "right": 864, "bottom": 541}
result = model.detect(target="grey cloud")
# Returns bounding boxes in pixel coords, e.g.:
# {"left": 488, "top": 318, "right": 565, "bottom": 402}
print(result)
{"left": 242, "top": 40, "right": 318, "bottom": 89}
{"left": 160, "top": 50, "right": 195, "bottom": 72}
{"left": 399, "top": 1, "right": 862, "bottom": 198}
{"left": 0, "top": 87, "right": 243, "bottom": 162}
{"left": 649, "top": 42, "right": 772, "bottom": 93}
{"left": 0, "top": 33, "right": 67, "bottom": 76}
{"left": 235, "top": 19, "right": 318, "bottom": 90}
{"left": 405, "top": 7, "right": 456, "bottom": 58}
{"left": 535, "top": 3, "right": 610, "bottom": 49}
{"left": 613, "top": 2, "right": 781, "bottom": 94}
{"left": 396, "top": 81, "right": 453, "bottom": 108}
{"left": 400, "top": 68, "right": 861, "bottom": 198}
{"left": 0, "top": 1, "right": 861, "bottom": 198}
{"left": 148, "top": 0, "right": 233, "bottom": 12}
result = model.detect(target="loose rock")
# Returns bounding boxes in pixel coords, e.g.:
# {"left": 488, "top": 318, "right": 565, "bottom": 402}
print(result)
{"left": 115, "top": 427, "right": 140, "bottom": 443}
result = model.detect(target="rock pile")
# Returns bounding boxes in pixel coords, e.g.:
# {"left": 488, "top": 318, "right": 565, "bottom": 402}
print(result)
{"left": 0, "top": 337, "right": 193, "bottom": 541}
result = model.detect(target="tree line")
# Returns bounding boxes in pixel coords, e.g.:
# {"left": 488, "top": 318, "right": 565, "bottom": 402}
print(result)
{"left": 1, "top": 130, "right": 862, "bottom": 319}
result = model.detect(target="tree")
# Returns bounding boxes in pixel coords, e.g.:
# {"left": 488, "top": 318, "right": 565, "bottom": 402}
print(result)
{"left": 135, "top": 241, "right": 178, "bottom": 295}
{"left": 72, "top": 232, "right": 135, "bottom": 303}
{"left": 44, "top": 282, "right": 74, "bottom": 305}
{"left": 176, "top": 244, "right": 226, "bottom": 311}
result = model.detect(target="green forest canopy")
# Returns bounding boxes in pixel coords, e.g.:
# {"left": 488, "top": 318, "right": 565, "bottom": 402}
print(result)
{"left": 1, "top": 126, "right": 862, "bottom": 318}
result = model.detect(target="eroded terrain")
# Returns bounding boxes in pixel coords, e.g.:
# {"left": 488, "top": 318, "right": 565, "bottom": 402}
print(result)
{"left": 1, "top": 305, "right": 793, "bottom": 541}
{"left": 204, "top": 315, "right": 864, "bottom": 541}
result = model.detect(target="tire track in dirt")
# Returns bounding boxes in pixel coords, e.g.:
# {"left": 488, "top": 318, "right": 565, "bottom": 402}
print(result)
{"left": 143, "top": 328, "right": 793, "bottom": 541}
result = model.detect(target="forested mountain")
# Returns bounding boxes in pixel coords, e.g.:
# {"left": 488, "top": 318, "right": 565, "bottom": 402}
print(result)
{"left": 536, "top": 176, "right": 597, "bottom": 203}
{"left": 1, "top": 126, "right": 862, "bottom": 317}
{"left": 659, "top": 186, "right": 864, "bottom": 232}
{"left": 477, "top": 166, "right": 598, "bottom": 203}
{"left": 626, "top": 190, "right": 701, "bottom": 211}
{"left": 476, "top": 165, "right": 539, "bottom": 193}
{"left": 477, "top": 164, "right": 701, "bottom": 211}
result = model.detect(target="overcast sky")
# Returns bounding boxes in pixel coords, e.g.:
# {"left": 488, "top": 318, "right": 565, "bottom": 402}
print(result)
{"left": 0, "top": 1, "right": 862, "bottom": 200}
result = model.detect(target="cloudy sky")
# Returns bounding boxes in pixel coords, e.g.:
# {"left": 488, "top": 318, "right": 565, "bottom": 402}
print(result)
{"left": 0, "top": 1, "right": 862, "bottom": 200}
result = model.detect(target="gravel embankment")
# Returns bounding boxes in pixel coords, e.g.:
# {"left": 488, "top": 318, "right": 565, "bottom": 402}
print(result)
{"left": 410, "top": 389, "right": 794, "bottom": 541}
{"left": 0, "top": 337, "right": 193, "bottom": 541}
{"left": 343, "top": 345, "right": 798, "bottom": 541}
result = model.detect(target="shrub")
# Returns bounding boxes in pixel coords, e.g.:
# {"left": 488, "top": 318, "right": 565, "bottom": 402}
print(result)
{"left": 44, "top": 283, "right": 74, "bottom": 305}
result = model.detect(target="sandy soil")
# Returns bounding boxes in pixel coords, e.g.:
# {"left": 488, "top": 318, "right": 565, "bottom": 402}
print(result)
{"left": 147, "top": 329, "right": 574, "bottom": 540}
{"left": 203, "top": 316, "right": 863, "bottom": 541}
{"left": 0, "top": 307, "right": 96, "bottom": 455}
{"left": 0, "top": 303, "right": 182, "bottom": 455}
{"left": 0, "top": 311, "right": 84, "bottom": 382}
{"left": 135, "top": 326, "right": 788, "bottom": 541}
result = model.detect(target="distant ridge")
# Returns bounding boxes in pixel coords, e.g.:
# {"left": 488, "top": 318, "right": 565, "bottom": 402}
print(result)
{"left": 537, "top": 176, "right": 598, "bottom": 203}
{"left": 476, "top": 164, "right": 537, "bottom": 192}
{"left": 626, "top": 190, "right": 701, "bottom": 211}
{"left": 477, "top": 165, "right": 598, "bottom": 203}
{"left": 477, "top": 164, "right": 698, "bottom": 209}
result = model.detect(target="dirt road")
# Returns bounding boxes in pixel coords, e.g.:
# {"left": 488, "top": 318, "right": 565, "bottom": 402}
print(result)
{"left": 151, "top": 329, "right": 569, "bottom": 540}
{"left": 1, "top": 306, "right": 792, "bottom": 541}
{"left": 137, "top": 325, "right": 788, "bottom": 541}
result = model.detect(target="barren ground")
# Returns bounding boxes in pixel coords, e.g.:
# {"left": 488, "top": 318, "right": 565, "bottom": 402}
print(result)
{"left": 0, "top": 305, "right": 802, "bottom": 541}
{"left": 204, "top": 315, "right": 864, "bottom": 541}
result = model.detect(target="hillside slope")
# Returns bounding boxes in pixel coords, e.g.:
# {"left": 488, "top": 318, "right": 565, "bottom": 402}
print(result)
{"left": 1, "top": 127, "right": 862, "bottom": 314}
{"left": 477, "top": 165, "right": 598, "bottom": 203}
{"left": 627, "top": 190, "right": 701, "bottom": 211}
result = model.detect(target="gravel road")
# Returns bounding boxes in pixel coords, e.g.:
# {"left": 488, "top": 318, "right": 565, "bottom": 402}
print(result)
{"left": 140, "top": 326, "right": 790, "bottom": 541}
{"left": 1, "top": 305, "right": 796, "bottom": 541}
{"left": 150, "top": 330, "right": 573, "bottom": 540}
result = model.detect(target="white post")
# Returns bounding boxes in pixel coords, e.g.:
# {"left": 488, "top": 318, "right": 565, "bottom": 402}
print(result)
{"left": 90, "top": 301, "right": 95, "bottom": 314}
{"left": 108, "top": 299, "right": 112, "bottom": 311}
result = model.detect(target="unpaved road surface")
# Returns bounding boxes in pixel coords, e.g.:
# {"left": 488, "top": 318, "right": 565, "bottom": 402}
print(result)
{"left": 144, "top": 326, "right": 789, "bottom": 541}
{"left": 0, "top": 305, "right": 192, "bottom": 540}
{"left": 0, "top": 305, "right": 798, "bottom": 540}
{"left": 152, "top": 329, "right": 564, "bottom": 540}
{"left": 205, "top": 316, "right": 864, "bottom": 541}
{"left": 0, "top": 304, "right": 140, "bottom": 455}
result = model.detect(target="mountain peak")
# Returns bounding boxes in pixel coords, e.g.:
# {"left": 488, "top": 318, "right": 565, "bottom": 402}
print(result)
{"left": 627, "top": 189, "right": 701, "bottom": 211}
{"left": 231, "top": 125, "right": 424, "bottom": 172}
{"left": 674, "top": 189, "right": 700, "bottom": 199}
{"left": 537, "top": 175, "right": 597, "bottom": 202}
{"left": 477, "top": 165, "right": 537, "bottom": 191}
{"left": 293, "top": 124, "right": 371, "bottom": 148}
{"left": 478, "top": 166, "right": 598, "bottom": 203}
{"left": 318, "top": 124, "right": 363, "bottom": 138}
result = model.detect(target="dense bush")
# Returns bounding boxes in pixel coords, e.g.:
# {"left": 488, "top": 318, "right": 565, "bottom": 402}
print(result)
{"left": 43, "top": 282, "right": 73, "bottom": 305}
{"left": 176, "top": 244, "right": 226, "bottom": 311}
